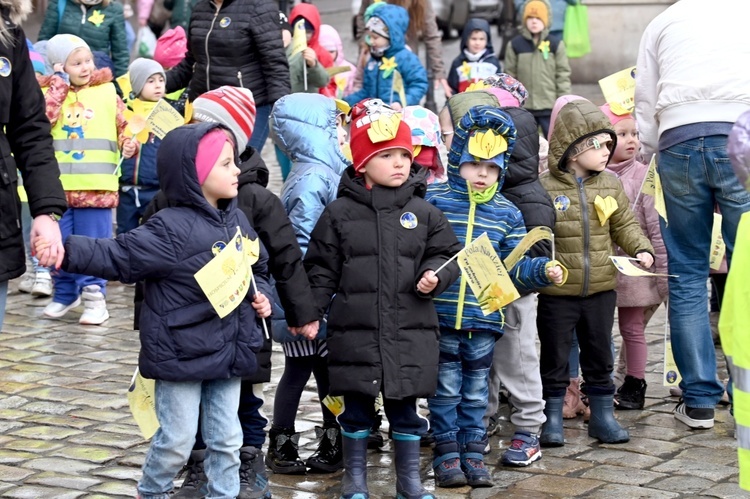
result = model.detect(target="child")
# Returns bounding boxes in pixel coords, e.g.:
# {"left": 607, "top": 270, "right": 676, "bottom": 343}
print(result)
{"left": 304, "top": 97, "right": 461, "bottom": 499}
{"left": 319, "top": 23, "right": 357, "bottom": 99}
{"left": 447, "top": 18, "right": 502, "bottom": 95}
{"left": 43, "top": 123, "right": 272, "bottom": 498}
{"left": 117, "top": 58, "right": 166, "bottom": 235}
{"left": 504, "top": 0, "right": 571, "bottom": 137}
{"left": 426, "top": 105, "right": 564, "bottom": 488}
{"left": 265, "top": 93, "right": 351, "bottom": 476}
{"left": 402, "top": 105, "right": 445, "bottom": 183}
{"left": 538, "top": 99, "right": 654, "bottom": 447}
{"left": 600, "top": 103, "right": 668, "bottom": 410}
{"left": 38, "top": 34, "right": 136, "bottom": 325}
{"left": 343, "top": 4, "right": 428, "bottom": 110}
{"left": 289, "top": 3, "right": 337, "bottom": 98}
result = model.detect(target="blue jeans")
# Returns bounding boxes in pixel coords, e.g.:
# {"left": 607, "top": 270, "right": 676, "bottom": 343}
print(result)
{"left": 138, "top": 378, "right": 242, "bottom": 499}
{"left": 659, "top": 135, "right": 750, "bottom": 408}
{"left": 429, "top": 328, "right": 495, "bottom": 445}
{"left": 116, "top": 186, "right": 159, "bottom": 235}
{"left": 248, "top": 104, "right": 271, "bottom": 154}
{"left": 195, "top": 381, "right": 267, "bottom": 449}
{"left": 53, "top": 208, "right": 111, "bottom": 305}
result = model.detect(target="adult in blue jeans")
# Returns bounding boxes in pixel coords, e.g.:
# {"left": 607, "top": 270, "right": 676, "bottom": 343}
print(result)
{"left": 635, "top": 0, "right": 750, "bottom": 430}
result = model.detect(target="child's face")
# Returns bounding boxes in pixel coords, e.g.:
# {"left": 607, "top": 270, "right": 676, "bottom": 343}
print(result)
{"left": 438, "top": 106, "right": 455, "bottom": 150}
{"left": 467, "top": 30, "right": 488, "bottom": 54}
{"left": 362, "top": 147, "right": 411, "bottom": 188}
{"left": 569, "top": 138, "right": 612, "bottom": 178}
{"left": 526, "top": 17, "right": 545, "bottom": 35}
{"left": 611, "top": 118, "right": 639, "bottom": 163}
{"left": 201, "top": 141, "right": 240, "bottom": 207}
{"left": 336, "top": 114, "right": 348, "bottom": 150}
{"left": 64, "top": 48, "right": 95, "bottom": 86}
{"left": 368, "top": 31, "right": 389, "bottom": 50}
{"left": 139, "top": 73, "right": 166, "bottom": 102}
{"left": 328, "top": 49, "right": 338, "bottom": 61}
{"left": 460, "top": 161, "right": 500, "bottom": 192}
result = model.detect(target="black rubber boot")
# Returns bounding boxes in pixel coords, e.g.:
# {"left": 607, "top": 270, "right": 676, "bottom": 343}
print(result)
{"left": 615, "top": 375, "right": 647, "bottom": 410}
{"left": 588, "top": 394, "right": 630, "bottom": 443}
{"left": 340, "top": 430, "right": 370, "bottom": 499}
{"left": 394, "top": 435, "right": 435, "bottom": 499}
{"left": 265, "top": 425, "right": 306, "bottom": 475}
{"left": 540, "top": 396, "right": 565, "bottom": 447}
{"left": 306, "top": 424, "right": 344, "bottom": 473}
{"left": 173, "top": 449, "right": 206, "bottom": 498}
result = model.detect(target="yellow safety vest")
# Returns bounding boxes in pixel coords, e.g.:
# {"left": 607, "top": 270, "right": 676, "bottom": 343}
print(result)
{"left": 719, "top": 212, "right": 750, "bottom": 491}
{"left": 46, "top": 82, "right": 120, "bottom": 192}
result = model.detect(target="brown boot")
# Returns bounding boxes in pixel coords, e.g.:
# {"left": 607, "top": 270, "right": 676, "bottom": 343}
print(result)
{"left": 563, "top": 378, "right": 587, "bottom": 419}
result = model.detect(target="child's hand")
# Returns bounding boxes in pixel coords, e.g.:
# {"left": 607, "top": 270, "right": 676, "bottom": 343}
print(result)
{"left": 636, "top": 252, "right": 654, "bottom": 269}
{"left": 122, "top": 138, "right": 137, "bottom": 159}
{"left": 417, "top": 270, "right": 439, "bottom": 294}
{"left": 546, "top": 265, "right": 564, "bottom": 284}
{"left": 303, "top": 48, "right": 317, "bottom": 67}
{"left": 391, "top": 102, "right": 403, "bottom": 111}
{"left": 252, "top": 292, "right": 272, "bottom": 318}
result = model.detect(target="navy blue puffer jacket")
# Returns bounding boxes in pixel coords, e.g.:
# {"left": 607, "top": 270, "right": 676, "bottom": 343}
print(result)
{"left": 64, "top": 123, "right": 270, "bottom": 381}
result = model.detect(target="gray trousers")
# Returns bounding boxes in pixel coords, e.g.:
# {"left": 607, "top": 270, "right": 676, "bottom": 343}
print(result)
{"left": 483, "top": 293, "right": 546, "bottom": 435}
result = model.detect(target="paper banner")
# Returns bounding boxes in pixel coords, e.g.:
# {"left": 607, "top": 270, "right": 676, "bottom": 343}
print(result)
{"left": 391, "top": 69, "right": 407, "bottom": 107}
{"left": 194, "top": 227, "right": 253, "bottom": 318}
{"left": 322, "top": 395, "right": 345, "bottom": 417}
{"left": 127, "top": 368, "right": 159, "bottom": 440}
{"left": 709, "top": 213, "right": 726, "bottom": 271}
{"left": 598, "top": 66, "right": 636, "bottom": 115}
{"left": 609, "top": 256, "right": 677, "bottom": 278}
{"left": 457, "top": 232, "right": 520, "bottom": 315}
{"left": 291, "top": 18, "right": 307, "bottom": 57}
{"left": 663, "top": 304, "right": 682, "bottom": 387}
{"left": 326, "top": 65, "right": 351, "bottom": 77}
{"left": 503, "top": 226, "right": 554, "bottom": 271}
{"left": 146, "top": 99, "right": 186, "bottom": 139}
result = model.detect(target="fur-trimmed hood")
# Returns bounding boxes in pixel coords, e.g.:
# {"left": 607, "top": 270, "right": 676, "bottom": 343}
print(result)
{"left": 1, "top": 0, "right": 33, "bottom": 23}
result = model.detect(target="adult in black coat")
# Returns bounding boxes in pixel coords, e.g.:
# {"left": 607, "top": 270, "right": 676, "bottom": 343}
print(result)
{"left": 0, "top": 0, "right": 67, "bottom": 325}
{"left": 165, "top": 0, "right": 291, "bottom": 152}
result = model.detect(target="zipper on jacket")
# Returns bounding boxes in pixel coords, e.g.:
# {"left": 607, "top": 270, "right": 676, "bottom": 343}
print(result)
{"left": 80, "top": 4, "right": 86, "bottom": 24}
{"left": 236, "top": 71, "right": 244, "bottom": 88}
{"left": 577, "top": 179, "right": 590, "bottom": 297}
{"left": 205, "top": 4, "right": 221, "bottom": 90}
{"left": 376, "top": 211, "right": 384, "bottom": 374}
{"left": 454, "top": 198, "right": 476, "bottom": 333}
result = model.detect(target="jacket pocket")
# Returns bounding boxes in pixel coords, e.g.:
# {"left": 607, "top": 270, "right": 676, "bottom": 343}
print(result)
{"left": 166, "top": 302, "right": 225, "bottom": 360}
{"left": 0, "top": 154, "right": 20, "bottom": 239}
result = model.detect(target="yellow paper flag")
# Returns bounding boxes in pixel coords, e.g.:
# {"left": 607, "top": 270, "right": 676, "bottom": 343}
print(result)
{"left": 291, "top": 19, "right": 307, "bottom": 57}
{"left": 653, "top": 166, "right": 668, "bottom": 225}
{"left": 598, "top": 66, "right": 637, "bottom": 115}
{"left": 457, "top": 232, "right": 520, "bottom": 315}
{"left": 503, "top": 226, "right": 554, "bottom": 271}
{"left": 609, "top": 256, "right": 677, "bottom": 278}
{"left": 709, "top": 212, "right": 726, "bottom": 271}
{"left": 391, "top": 69, "right": 407, "bottom": 107}
{"left": 147, "top": 99, "right": 187, "bottom": 139}
{"left": 322, "top": 395, "right": 345, "bottom": 417}
{"left": 641, "top": 155, "right": 657, "bottom": 197}
{"left": 127, "top": 368, "right": 159, "bottom": 440}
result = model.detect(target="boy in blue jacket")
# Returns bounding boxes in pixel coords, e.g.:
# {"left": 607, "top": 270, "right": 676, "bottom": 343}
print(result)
{"left": 41, "top": 123, "right": 273, "bottom": 499}
{"left": 425, "top": 106, "right": 565, "bottom": 488}
{"left": 343, "top": 4, "right": 428, "bottom": 110}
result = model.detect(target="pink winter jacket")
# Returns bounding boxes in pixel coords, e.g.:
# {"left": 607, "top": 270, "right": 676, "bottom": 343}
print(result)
{"left": 607, "top": 157, "right": 669, "bottom": 307}
{"left": 318, "top": 24, "right": 356, "bottom": 99}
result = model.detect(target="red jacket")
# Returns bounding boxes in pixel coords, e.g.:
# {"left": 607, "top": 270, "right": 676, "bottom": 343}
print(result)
{"left": 289, "top": 3, "right": 336, "bottom": 98}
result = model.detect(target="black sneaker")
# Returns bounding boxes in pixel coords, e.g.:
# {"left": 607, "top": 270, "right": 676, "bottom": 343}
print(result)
{"left": 173, "top": 450, "right": 206, "bottom": 498}
{"left": 674, "top": 399, "right": 714, "bottom": 429}
{"left": 615, "top": 375, "right": 647, "bottom": 410}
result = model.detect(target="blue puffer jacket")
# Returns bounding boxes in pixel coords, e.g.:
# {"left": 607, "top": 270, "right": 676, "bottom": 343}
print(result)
{"left": 64, "top": 123, "right": 271, "bottom": 382}
{"left": 426, "top": 106, "right": 553, "bottom": 334}
{"left": 343, "top": 4, "right": 428, "bottom": 107}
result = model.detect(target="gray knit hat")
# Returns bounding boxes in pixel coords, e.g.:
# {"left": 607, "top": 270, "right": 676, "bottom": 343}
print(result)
{"left": 129, "top": 58, "right": 166, "bottom": 98}
{"left": 46, "top": 34, "right": 90, "bottom": 66}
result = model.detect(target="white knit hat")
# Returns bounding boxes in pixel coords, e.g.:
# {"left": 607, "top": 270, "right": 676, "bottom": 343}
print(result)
{"left": 46, "top": 34, "right": 90, "bottom": 66}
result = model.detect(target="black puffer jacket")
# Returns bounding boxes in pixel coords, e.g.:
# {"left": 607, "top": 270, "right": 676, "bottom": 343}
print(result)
{"left": 0, "top": 1, "right": 66, "bottom": 283}
{"left": 165, "top": 0, "right": 291, "bottom": 105}
{"left": 304, "top": 167, "right": 461, "bottom": 400}
{"left": 501, "top": 106, "right": 556, "bottom": 259}
{"left": 135, "top": 145, "right": 315, "bottom": 383}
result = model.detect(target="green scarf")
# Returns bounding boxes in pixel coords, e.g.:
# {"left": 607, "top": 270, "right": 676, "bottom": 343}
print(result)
{"left": 467, "top": 181, "right": 499, "bottom": 204}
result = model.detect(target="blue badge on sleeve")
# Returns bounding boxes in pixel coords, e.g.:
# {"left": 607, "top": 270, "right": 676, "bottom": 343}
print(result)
{"left": 0, "top": 57, "right": 11, "bottom": 77}
{"left": 400, "top": 212, "right": 418, "bottom": 229}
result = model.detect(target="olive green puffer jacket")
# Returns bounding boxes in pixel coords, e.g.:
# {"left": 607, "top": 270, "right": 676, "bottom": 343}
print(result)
{"left": 540, "top": 100, "right": 653, "bottom": 297}
{"left": 38, "top": 0, "right": 129, "bottom": 77}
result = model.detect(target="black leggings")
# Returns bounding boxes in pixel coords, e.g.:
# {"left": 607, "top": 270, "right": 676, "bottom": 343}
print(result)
{"left": 272, "top": 354, "right": 336, "bottom": 429}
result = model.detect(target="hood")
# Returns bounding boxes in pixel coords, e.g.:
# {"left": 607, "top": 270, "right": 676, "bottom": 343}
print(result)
{"left": 500, "top": 107, "right": 540, "bottom": 188}
{"left": 547, "top": 94, "right": 586, "bottom": 141}
{"left": 237, "top": 146, "right": 269, "bottom": 188}
{"left": 318, "top": 24, "right": 346, "bottom": 66}
{"left": 270, "top": 93, "right": 351, "bottom": 176}
{"left": 372, "top": 3, "right": 409, "bottom": 57}
{"left": 157, "top": 122, "right": 237, "bottom": 218}
{"left": 519, "top": 0, "right": 551, "bottom": 41}
{"left": 447, "top": 90, "right": 499, "bottom": 128}
{"left": 447, "top": 106, "right": 517, "bottom": 195}
{"left": 338, "top": 164, "right": 427, "bottom": 208}
{"left": 290, "top": 3, "right": 322, "bottom": 47}
{"left": 729, "top": 108, "right": 750, "bottom": 191}
{"left": 1, "top": 0, "right": 32, "bottom": 23}
{"left": 460, "top": 18, "right": 494, "bottom": 55}
{"left": 547, "top": 99, "right": 616, "bottom": 184}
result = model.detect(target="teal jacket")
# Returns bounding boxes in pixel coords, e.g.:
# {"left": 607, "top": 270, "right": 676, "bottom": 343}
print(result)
{"left": 38, "top": 0, "right": 129, "bottom": 77}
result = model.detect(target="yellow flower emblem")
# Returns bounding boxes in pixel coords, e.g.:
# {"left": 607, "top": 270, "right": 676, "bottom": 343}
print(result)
{"left": 367, "top": 112, "right": 403, "bottom": 143}
{"left": 594, "top": 195, "right": 618, "bottom": 226}
{"left": 379, "top": 56, "right": 398, "bottom": 79}
{"left": 478, "top": 282, "right": 516, "bottom": 312}
{"left": 123, "top": 109, "right": 150, "bottom": 144}
{"left": 465, "top": 80, "right": 490, "bottom": 92}
{"left": 88, "top": 9, "right": 105, "bottom": 27}
{"left": 468, "top": 129, "right": 508, "bottom": 160}
{"left": 538, "top": 40, "right": 550, "bottom": 60}
{"left": 460, "top": 61, "right": 472, "bottom": 79}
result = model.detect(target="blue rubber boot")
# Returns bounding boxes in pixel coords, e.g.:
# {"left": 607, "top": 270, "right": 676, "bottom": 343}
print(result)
{"left": 540, "top": 396, "right": 565, "bottom": 447}
{"left": 340, "top": 430, "right": 370, "bottom": 499}
{"left": 588, "top": 394, "right": 630, "bottom": 443}
{"left": 393, "top": 433, "right": 435, "bottom": 499}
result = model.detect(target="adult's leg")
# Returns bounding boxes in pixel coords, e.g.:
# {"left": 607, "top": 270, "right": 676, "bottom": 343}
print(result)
{"left": 249, "top": 105, "right": 272, "bottom": 154}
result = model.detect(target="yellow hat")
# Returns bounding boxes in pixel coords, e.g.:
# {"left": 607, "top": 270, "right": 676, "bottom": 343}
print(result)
{"left": 523, "top": 0, "right": 549, "bottom": 27}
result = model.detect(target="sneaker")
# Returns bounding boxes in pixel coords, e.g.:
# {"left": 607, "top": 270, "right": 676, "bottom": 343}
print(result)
{"left": 432, "top": 441, "right": 467, "bottom": 488}
{"left": 500, "top": 431, "right": 542, "bottom": 467}
{"left": 238, "top": 446, "right": 271, "bottom": 499}
{"left": 460, "top": 441, "right": 493, "bottom": 488}
{"left": 674, "top": 399, "right": 714, "bottom": 429}
{"left": 615, "top": 375, "right": 647, "bottom": 410}
{"left": 43, "top": 297, "right": 81, "bottom": 318}
{"left": 79, "top": 285, "right": 109, "bottom": 325}
{"left": 18, "top": 272, "right": 35, "bottom": 293}
{"left": 31, "top": 273, "right": 52, "bottom": 297}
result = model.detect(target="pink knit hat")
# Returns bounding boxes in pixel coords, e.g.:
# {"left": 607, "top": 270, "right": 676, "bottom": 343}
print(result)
{"left": 486, "top": 88, "right": 521, "bottom": 108}
{"left": 154, "top": 26, "right": 187, "bottom": 69}
{"left": 599, "top": 103, "right": 633, "bottom": 126}
{"left": 195, "top": 129, "right": 234, "bottom": 185}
